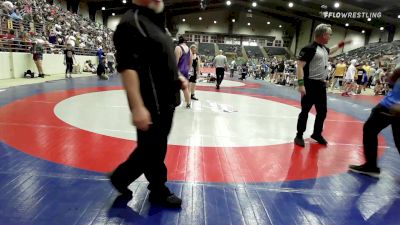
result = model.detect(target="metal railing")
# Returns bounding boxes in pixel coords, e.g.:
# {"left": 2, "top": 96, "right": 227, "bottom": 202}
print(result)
{"left": 0, "top": 38, "right": 97, "bottom": 55}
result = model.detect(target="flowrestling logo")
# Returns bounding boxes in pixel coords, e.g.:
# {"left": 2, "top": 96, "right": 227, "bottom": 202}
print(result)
{"left": 322, "top": 11, "right": 382, "bottom": 19}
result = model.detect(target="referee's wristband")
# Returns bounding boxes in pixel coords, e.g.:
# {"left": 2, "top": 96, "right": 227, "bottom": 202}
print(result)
{"left": 298, "top": 79, "right": 305, "bottom": 86}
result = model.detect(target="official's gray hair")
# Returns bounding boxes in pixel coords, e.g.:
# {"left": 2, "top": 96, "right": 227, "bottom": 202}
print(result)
{"left": 190, "top": 44, "right": 197, "bottom": 49}
{"left": 314, "top": 24, "right": 332, "bottom": 38}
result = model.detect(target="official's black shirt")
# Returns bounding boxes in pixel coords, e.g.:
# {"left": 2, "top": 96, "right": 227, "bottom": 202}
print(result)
{"left": 113, "top": 4, "right": 181, "bottom": 114}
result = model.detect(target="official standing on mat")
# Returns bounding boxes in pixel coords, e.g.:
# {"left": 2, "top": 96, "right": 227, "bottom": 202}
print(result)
{"left": 213, "top": 50, "right": 228, "bottom": 89}
{"left": 110, "top": 0, "right": 188, "bottom": 208}
{"left": 294, "top": 24, "right": 351, "bottom": 147}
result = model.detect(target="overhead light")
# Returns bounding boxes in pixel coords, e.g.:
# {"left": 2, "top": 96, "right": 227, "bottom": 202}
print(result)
{"left": 288, "top": 2, "right": 294, "bottom": 8}
{"left": 226, "top": 0, "right": 231, "bottom": 6}
{"left": 252, "top": 2, "right": 257, "bottom": 7}
{"left": 247, "top": 22, "right": 251, "bottom": 26}
{"left": 232, "top": 19, "right": 236, "bottom": 22}
{"left": 361, "top": 30, "right": 365, "bottom": 33}
{"left": 380, "top": 27, "right": 384, "bottom": 31}
{"left": 182, "top": 18, "right": 186, "bottom": 22}
{"left": 345, "top": 23, "right": 349, "bottom": 27}
{"left": 367, "top": 18, "right": 371, "bottom": 21}
{"left": 101, "top": 7, "right": 105, "bottom": 10}
{"left": 199, "top": 17, "right": 202, "bottom": 20}
{"left": 279, "top": 25, "right": 282, "bottom": 28}
{"left": 334, "top": 2, "right": 340, "bottom": 8}
{"left": 398, "top": 15, "right": 400, "bottom": 19}
{"left": 112, "top": 13, "right": 115, "bottom": 16}
{"left": 122, "top": 0, "right": 126, "bottom": 3}
{"left": 214, "top": 20, "right": 217, "bottom": 24}
{"left": 267, "top": 21, "right": 270, "bottom": 25}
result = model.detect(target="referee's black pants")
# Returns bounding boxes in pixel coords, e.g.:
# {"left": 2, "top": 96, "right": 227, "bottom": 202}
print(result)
{"left": 111, "top": 108, "right": 174, "bottom": 197}
{"left": 296, "top": 79, "right": 327, "bottom": 137}
{"left": 216, "top": 67, "right": 225, "bottom": 87}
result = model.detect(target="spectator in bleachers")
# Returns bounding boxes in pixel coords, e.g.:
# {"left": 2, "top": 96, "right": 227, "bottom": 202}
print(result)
{"left": 31, "top": 39, "right": 45, "bottom": 78}
{"left": 64, "top": 42, "right": 75, "bottom": 78}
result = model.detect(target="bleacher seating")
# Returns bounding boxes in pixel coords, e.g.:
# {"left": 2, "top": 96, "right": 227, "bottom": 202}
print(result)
{"left": 244, "top": 46, "right": 263, "bottom": 58}
{"left": 217, "top": 43, "right": 242, "bottom": 56}
{"left": 0, "top": 0, "right": 114, "bottom": 55}
{"left": 336, "top": 41, "right": 400, "bottom": 62}
{"left": 264, "top": 47, "right": 289, "bottom": 58}
{"left": 198, "top": 42, "right": 215, "bottom": 57}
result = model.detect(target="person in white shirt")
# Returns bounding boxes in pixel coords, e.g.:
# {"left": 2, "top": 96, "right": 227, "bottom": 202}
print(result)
{"left": 106, "top": 52, "right": 116, "bottom": 75}
{"left": 342, "top": 59, "right": 357, "bottom": 97}
{"left": 213, "top": 50, "right": 228, "bottom": 89}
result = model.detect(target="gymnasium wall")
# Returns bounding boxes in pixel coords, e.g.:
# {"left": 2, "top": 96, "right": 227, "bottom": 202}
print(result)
{"left": 0, "top": 52, "right": 97, "bottom": 80}
{"left": 57, "top": 0, "right": 90, "bottom": 18}
{"left": 107, "top": 16, "right": 122, "bottom": 31}
{"left": 369, "top": 29, "right": 389, "bottom": 43}
{"left": 95, "top": 10, "right": 103, "bottom": 25}
{"left": 394, "top": 26, "right": 400, "bottom": 41}
{"left": 173, "top": 11, "right": 291, "bottom": 40}
{"left": 294, "top": 19, "right": 365, "bottom": 56}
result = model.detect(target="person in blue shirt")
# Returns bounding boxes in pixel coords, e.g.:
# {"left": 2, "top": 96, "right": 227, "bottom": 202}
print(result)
{"left": 96, "top": 46, "right": 105, "bottom": 64}
{"left": 349, "top": 67, "right": 400, "bottom": 177}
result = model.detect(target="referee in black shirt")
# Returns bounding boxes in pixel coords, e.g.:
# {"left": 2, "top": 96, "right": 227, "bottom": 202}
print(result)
{"left": 294, "top": 24, "right": 351, "bottom": 147}
{"left": 110, "top": 0, "right": 187, "bottom": 207}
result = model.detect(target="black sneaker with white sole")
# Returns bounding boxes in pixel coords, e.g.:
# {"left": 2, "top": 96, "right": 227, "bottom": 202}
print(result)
{"left": 294, "top": 136, "right": 305, "bottom": 147}
{"left": 311, "top": 134, "right": 328, "bottom": 145}
{"left": 349, "top": 164, "right": 380, "bottom": 178}
{"left": 149, "top": 193, "right": 182, "bottom": 208}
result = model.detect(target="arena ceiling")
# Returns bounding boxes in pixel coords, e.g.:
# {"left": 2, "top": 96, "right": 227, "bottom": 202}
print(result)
{"left": 86, "top": 0, "right": 400, "bottom": 30}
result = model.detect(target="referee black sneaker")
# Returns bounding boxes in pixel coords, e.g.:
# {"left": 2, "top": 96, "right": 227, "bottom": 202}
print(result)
{"left": 349, "top": 164, "right": 380, "bottom": 178}
{"left": 294, "top": 136, "right": 305, "bottom": 147}
{"left": 311, "top": 134, "right": 328, "bottom": 145}
{"left": 149, "top": 193, "right": 182, "bottom": 208}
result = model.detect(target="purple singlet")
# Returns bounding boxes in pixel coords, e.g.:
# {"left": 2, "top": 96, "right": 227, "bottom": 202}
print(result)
{"left": 177, "top": 45, "right": 191, "bottom": 79}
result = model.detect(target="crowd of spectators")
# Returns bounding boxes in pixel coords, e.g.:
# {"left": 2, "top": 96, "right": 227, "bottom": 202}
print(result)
{"left": 0, "top": 0, "right": 114, "bottom": 54}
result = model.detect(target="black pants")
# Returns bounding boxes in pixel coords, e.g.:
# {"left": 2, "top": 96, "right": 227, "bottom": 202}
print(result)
{"left": 66, "top": 61, "right": 73, "bottom": 74}
{"left": 363, "top": 104, "right": 400, "bottom": 167}
{"left": 111, "top": 109, "right": 174, "bottom": 196}
{"left": 108, "top": 61, "right": 114, "bottom": 74}
{"left": 296, "top": 79, "right": 327, "bottom": 136}
{"left": 216, "top": 67, "right": 225, "bottom": 87}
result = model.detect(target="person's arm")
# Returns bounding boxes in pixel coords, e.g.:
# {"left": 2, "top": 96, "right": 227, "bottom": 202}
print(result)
{"left": 189, "top": 50, "right": 193, "bottom": 70}
{"left": 297, "top": 60, "right": 306, "bottom": 96}
{"left": 120, "top": 69, "right": 152, "bottom": 131}
{"left": 329, "top": 40, "right": 352, "bottom": 56}
{"left": 197, "top": 56, "right": 201, "bottom": 73}
{"left": 113, "top": 22, "right": 152, "bottom": 131}
{"left": 174, "top": 46, "right": 182, "bottom": 66}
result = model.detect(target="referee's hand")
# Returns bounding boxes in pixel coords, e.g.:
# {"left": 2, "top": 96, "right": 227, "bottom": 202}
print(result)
{"left": 298, "top": 85, "right": 306, "bottom": 97}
